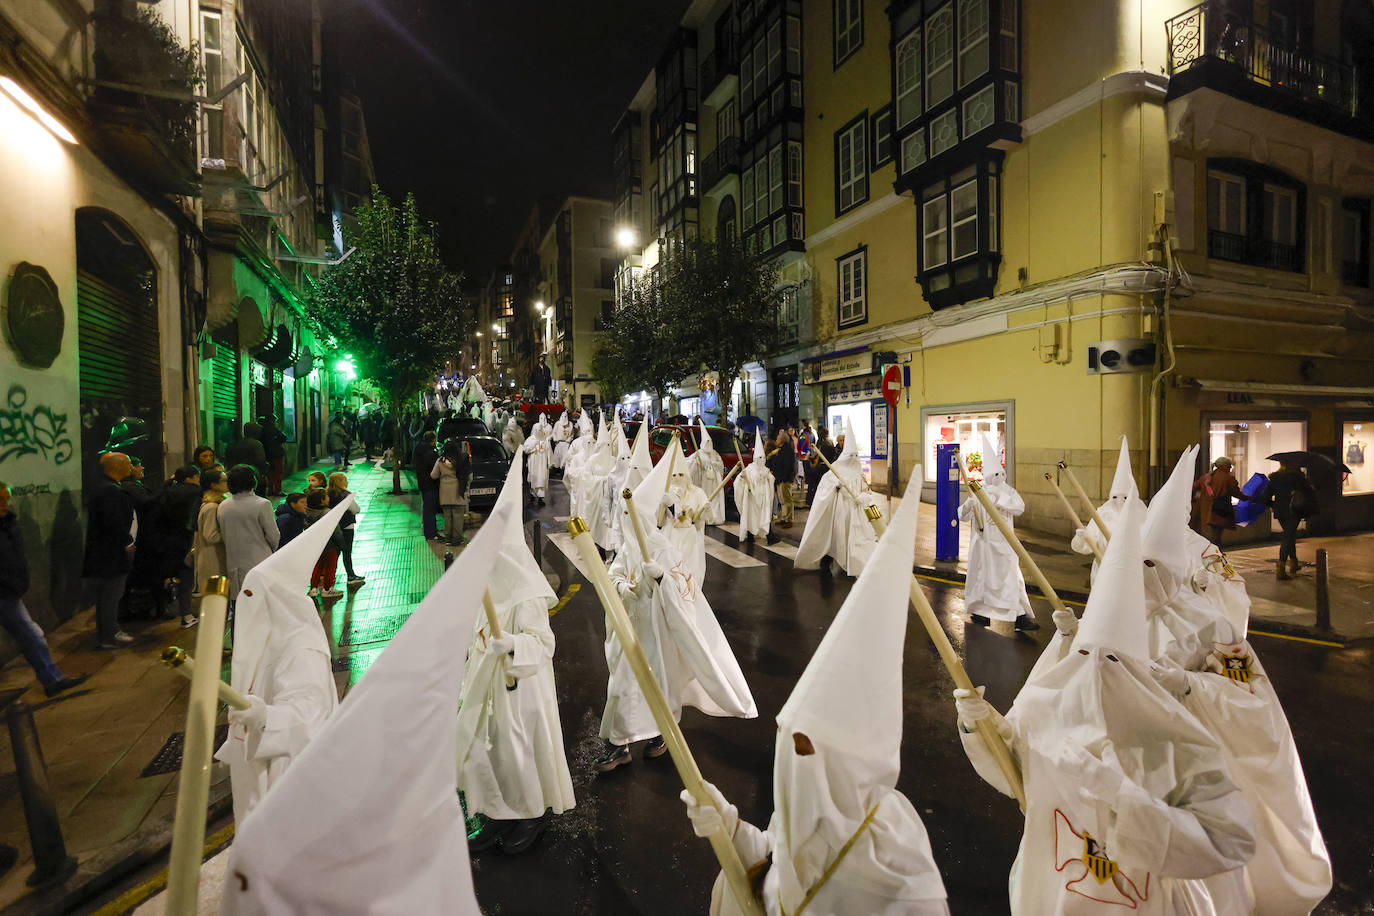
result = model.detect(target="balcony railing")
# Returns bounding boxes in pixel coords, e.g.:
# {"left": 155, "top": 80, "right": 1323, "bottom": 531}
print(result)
{"left": 1207, "top": 229, "right": 1302, "bottom": 272}
{"left": 699, "top": 35, "right": 738, "bottom": 98}
{"left": 700, "top": 137, "right": 740, "bottom": 192}
{"left": 1166, "top": 3, "right": 1357, "bottom": 118}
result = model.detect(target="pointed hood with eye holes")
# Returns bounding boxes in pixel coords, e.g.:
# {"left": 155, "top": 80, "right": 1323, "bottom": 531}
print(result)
{"left": 230, "top": 495, "right": 358, "bottom": 700}
{"left": 1110, "top": 436, "right": 1139, "bottom": 503}
{"left": 981, "top": 433, "right": 1005, "bottom": 487}
{"left": 1074, "top": 499, "right": 1149, "bottom": 660}
{"left": 768, "top": 485, "right": 947, "bottom": 912}
{"left": 1142, "top": 445, "right": 1201, "bottom": 591}
{"left": 485, "top": 446, "right": 556, "bottom": 613}
{"left": 696, "top": 419, "right": 715, "bottom": 454}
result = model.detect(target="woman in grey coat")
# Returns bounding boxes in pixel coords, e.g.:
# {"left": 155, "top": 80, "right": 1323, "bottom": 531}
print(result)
{"left": 430, "top": 439, "right": 471, "bottom": 547}
{"left": 217, "top": 465, "right": 280, "bottom": 596}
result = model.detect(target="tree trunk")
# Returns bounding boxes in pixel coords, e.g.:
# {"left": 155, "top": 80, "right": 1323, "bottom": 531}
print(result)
{"left": 391, "top": 389, "right": 406, "bottom": 495}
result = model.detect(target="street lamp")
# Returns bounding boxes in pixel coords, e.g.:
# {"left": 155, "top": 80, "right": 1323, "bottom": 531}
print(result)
{"left": 492, "top": 323, "right": 500, "bottom": 333}
{"left": 535, "top": 300, "right": 545, "bottom": 312}
{"left": 615, "top": 227, "right": 637, "bottom": 250}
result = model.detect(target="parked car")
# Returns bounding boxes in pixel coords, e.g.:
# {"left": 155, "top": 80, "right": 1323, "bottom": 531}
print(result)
{"left": 645, "top": 424, "right": 753, "bottom": 515}
{"left": 437, "top": 416, "right": 490, "bottom": 442}
{"left": 457, "top": 435, "right": 512, "bottom": 511}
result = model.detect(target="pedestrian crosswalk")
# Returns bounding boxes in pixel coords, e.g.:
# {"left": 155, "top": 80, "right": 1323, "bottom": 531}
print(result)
{"left": 702, "top": 534, "right": 767, "bottom": 568}
{"left": 713, "top": 523, "right": 799, "bottom": 560}
{"left": 544, "top": 522, "right": 776, "bottom": 574}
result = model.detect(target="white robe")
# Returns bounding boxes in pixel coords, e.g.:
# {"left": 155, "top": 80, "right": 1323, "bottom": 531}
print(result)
{"left": 665, "top": 480, "right": 710, "bottom": 589}
{"left": 959, "top": 483, "right": 1033, "bottom": 621}
{"left": 503, "top": 419, "right": 524, "bottom": 455}
{"left": 524, "top": 424, "right": 552, "bottom": 498}
{"left": 574, "top": 446, "right": 615, "bottom": 548}
{"left": 455, "top": 596, "right": 575, "bottom": 821}
{"left": 736, "top": 461, "right": 773, "bottom": 538}
{"left": 960, "top": 647, "right": 1257, "bottom": 915}
{"left": 688, "top": 443, "right": 726, "bottom": 525}
{"left": 551, "top": 416, "right": 572, "bottom": 468}
{"left": 601, "top": 531, "right": 756, "bottom": 746}
{"left": 794, "top": 458, "right": 878, "bottom": 575}
{"left": 214, "top": 640, "right": 337, "bottom": 825}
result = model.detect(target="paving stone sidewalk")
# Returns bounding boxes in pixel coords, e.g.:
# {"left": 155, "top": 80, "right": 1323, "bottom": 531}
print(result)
{"left": 0, "top": 458, "right": 446, "bottom": 914}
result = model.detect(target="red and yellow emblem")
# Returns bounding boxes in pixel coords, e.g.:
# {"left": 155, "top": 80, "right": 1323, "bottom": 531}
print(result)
{"left": 1082, "top": 833, "right": 1118, "bottom": 884}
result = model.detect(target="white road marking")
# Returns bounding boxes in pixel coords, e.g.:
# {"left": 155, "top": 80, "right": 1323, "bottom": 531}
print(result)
{"left": 546, "top": 531, "right": 594, "bottom": 581}
{"left": 712, "top": 523, "right": 799, "bottom": 560}
{"left": 702, "top": 535, "right": 766, "bottom": 568}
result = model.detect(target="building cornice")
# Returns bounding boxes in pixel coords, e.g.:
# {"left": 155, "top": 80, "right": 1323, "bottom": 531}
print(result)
{"left": 1020, "top": 70, "right": 1170, "bottom": 138}
{"left": 802, "top": 191, "right": 908, "bottom": 250}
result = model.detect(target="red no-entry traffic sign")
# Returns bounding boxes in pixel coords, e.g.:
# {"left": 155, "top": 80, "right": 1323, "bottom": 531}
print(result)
{"left": 882, "top": 364, "right": 902, "bottom": 406}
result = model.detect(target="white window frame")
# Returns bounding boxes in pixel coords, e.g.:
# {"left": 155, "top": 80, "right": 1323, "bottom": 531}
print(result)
{"left": 754, "top": 158, "right": 769, "bottom": 222}
{"left": 951, "top": 179, "right": 979, "bottom": 259}
{"left": 835, "top": 0, "right": 863, "bottom": 65}
{"left": 786, "top": 16, "right": 802, "bottom": 74}
{"left": 769, "top": 145, "right": 784, "bottom": 213}
{"left": 900, "top": 128, "right": 927, "bottom": 174}
{"left": 896, "top": 29, "right": 922, "bottom": 128}
{"left": 1263, "top": 183, "right": 1298, "bottom": 246}
{"left": 925, "top": 5, "right": 954, "bottom": 108}
{"left": 837, "top": 116, "right": 868, "bottom": 213}
{"left": 923, "top": 193, "right": 949, "bottom": 268}
{"left": 742, "top": 167, "right": 755, "bottom": 227}
{"left": 768, "top": 20, "right": 783, "bottom": 83}
{"left": 837, "top": 249, "right": 867, "bottom": 327}
{"left": 717, "top": 99, "right": 736, "bottom": 142}
{"left": 957, "top": 0, "right": 990, "bottom": 87}
{"left": 872, "top": 107, "right": 894, "bottom": 167}
{"left": 200, "top": 10, "right": 224, "bottom": 157}
{"left": 787, "top": 141, "right": 803, "bottom": 207}
{"left": 741, "top": 48, "right": 754, "bottom": 108}
{"left": 1208, "top": 170, "right": 1247, "bottom": 237}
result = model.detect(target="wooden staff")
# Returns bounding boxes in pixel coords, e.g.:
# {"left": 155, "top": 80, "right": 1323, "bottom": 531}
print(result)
{"left": 810, "top": 442, "right": 864, "bottom": 506}
{"left": 660, "top": 432, "right": 682, "bottom": 525}
{"left": 623, "top": 488, "right": 654, "bottom": 564}
{"left": 165, "top": 576, "right": 230, "bottom": 914}
{"left": 566, "top": 517, "right": 763, "bottom": 916}
{"left": 686, "top": 426, "right": 700, "bottom": 452}
{"left": 692, "top": 464, "right": 741, "bottom": 525}
{"left": 483, "top": 591, "right": 517, "bottom": 689}
{"left": 962, "top": 456, "right": 1069, "bottom": 616}
{"left": 861, "top": 505, "right": 1026, "bottom": 811}
{"left": 1044, "top": 472, "right": 1104, "bottom": 563}
{"left": 1058, "top": 461, "right": 1110, "bottom": 542}
{"left": 160, "top": 647, "right": 250, "bottom": 710}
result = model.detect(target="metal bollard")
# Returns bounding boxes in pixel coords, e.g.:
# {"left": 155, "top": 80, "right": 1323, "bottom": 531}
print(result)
{"left": 5, "top": 702, "right": 77, "bottom": 886}
{"left": 1314, "top": 548, "right": 1330, "bottom": 632}
{"left": 529, "top": 519, "right": 543, "bottom": 570}
{"left": 443, "top": 550, "right": 455, "bottom": 570}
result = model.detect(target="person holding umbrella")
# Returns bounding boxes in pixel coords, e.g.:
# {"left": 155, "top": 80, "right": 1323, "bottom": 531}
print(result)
{"left": 1263, "top": 460, "right": 1318, "bottom": 579}
{"left": 1192, "top": 457, "right": 1256, "bottom": 547}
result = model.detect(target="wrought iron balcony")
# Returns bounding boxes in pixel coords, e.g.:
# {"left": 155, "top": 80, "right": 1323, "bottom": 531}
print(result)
{"left": 1166, "top": 3, "right": 1359, "bottom": 122}
{"left": 1207, "top": 229, "right": 1301, "bottom": 272}
{"left": 700, "top": 137, "right": 740, "bottom": 193}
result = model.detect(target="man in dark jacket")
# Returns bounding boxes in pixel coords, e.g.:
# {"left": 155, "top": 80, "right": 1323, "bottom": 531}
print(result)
{"left": 529, "top": 353, "right": 553, "bottom": 403}
{"left": 1265, "top": 462, "right": 1317, "bottom": 579}
{"left": 83, "top": 452, "right": 137, "bottom": 647}
{"left": 1, "top": 482, "right": 88, "bottom": 696}
{"left": 256, "top": 415, "right": 289, "bottom": 496}
{"left": 767, "top": 430, "right": 798, "bottom": 533}
{"left": 412, "top": 431, "right": 442, "bottom": 540}
{"left": 226, "top": 422, "right": 270, "bottom": 495}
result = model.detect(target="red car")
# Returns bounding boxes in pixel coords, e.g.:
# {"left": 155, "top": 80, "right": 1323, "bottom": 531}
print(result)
{"left": 646, "top": 423, "right": 753, "bottom": 480}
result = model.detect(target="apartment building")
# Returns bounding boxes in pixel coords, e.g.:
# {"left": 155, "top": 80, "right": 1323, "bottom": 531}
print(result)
{"left": 614, "top": 0, "right": 1374, "bottom": 537}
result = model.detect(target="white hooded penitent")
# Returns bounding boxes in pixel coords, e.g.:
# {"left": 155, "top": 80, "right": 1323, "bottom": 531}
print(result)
{"left": 524, "top": 413, "right": 553, "bottom": 499}
{"left": 215, "top": 496, "right": 356, "bottom": 824}
{"left": 955, "top": 433, "right": 1032, "bottom": 623}
{"left": 735, "top": 432, "right": 774, "bottom": 539}
{"left": 221, "top": 505, "right": 512, "bottom": 916}
{"left": 456, "top": 454, "right": 574, "bottom": 822}
{"left": 688, "top": 420, "right": 726, "bottom": 525}
{"left": 1071, "top": 436, "right": 1146, "bottom": 571}
{"left": 795, "top": 416, "right": 879, "bottom": 575}
{"left": 685, "top": 489, "right": 949, "bottom": 916}
{"left": 956, "top": 499, "right": 1258, "bottom": 914}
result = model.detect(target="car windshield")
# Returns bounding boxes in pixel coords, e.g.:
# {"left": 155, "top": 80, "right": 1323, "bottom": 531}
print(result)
{"left": 707, "top": 429, "right": 743, "bottom": 455}
{"left": 464, "top": 439, "right": 508, "bottom": 463}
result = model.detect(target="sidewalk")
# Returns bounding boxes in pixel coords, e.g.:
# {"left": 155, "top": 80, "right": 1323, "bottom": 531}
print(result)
{"left": 779, "top": 493, "right": 1373, "bottom": 644}
{"left": 0, "top": 458, "right": 440, "bottom": 914}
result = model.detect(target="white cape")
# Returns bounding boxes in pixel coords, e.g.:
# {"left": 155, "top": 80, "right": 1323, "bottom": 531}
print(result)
{"left": 687, "top": 421, "right": 726, "bottom": 525}
{"left": 793, "top": 457, "right": 877, "bottom": 574}
{"left": 736, "top": 437, "right": 773, "bottom": 538}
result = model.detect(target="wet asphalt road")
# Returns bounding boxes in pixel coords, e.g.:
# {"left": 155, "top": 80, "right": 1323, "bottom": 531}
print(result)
{"left": 469, "top": 482, "right": 1374, "bottom": 916}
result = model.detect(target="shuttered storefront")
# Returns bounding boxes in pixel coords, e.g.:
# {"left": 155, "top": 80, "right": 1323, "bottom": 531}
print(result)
{"left": 211, "top": 323, "right": 240, "bottom": 455}
{"left": 77, "top": 269, "right": 164, "bottom": 481}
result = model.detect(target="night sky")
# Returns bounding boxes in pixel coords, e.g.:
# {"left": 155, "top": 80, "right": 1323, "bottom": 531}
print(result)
{"left": 332, "top": 0, "right": 691, "bottom": 284}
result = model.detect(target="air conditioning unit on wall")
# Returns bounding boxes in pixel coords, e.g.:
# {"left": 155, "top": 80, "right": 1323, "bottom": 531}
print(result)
{"left": 1087, "top": 338, "right": 1155, "bottom": 375}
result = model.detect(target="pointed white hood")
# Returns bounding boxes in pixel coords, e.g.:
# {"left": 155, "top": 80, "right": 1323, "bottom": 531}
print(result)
{"left": 770, "top": 485, "right": 946, "bottom": 910}
{"left": 459, "top": 376, "right": 485, "bottom": 405}
{"left": 231, "top": 496, "right": 357, "bottom": 697}
{"left": 839, "top": 417, "right": 859, "bottom": 462}
{"left": 631, "top": 435, "right": 676, "bottom": 535}
{"left": 752, "top": 432, "right": 767, "bottom": 464}
{"left": 221, "top": 506, "right": 511, "bottom": 916}
{"left": 1109, "top": 436, "right": 1138, "bottom": 503}
{"left": 981, "top": 434, "right": 1005, "bottom": 487}
{"left": 696, "top": 419, "right": 715, "bottom": 454}
{"left": 628, "top": 419, "right": 654, "bottom": 479}
{"left": 1142, "top": 445, "right": 1200, "bottom": 588}
{"left": 1074, "top": 499, "right": 1149, "bottom": 660}
{"left": 577, "top": 412, "right": 593, "bottom": 438}
{"left": 486, "top": 449, "right": 556, "bottom": 612}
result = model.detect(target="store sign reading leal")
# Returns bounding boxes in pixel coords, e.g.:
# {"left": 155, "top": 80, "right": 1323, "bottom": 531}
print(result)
{"left": 4, "top": 262, "right": 65, "bottom": 369}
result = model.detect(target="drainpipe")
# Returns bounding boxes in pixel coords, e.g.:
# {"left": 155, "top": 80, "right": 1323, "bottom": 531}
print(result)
{"left": 1147, "top": 224, "right": 1179, "bottom": 496}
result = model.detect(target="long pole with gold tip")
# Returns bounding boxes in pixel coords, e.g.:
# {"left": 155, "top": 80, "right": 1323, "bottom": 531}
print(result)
{"left": 1058, "top": 461, "right": 1111, "bottom": 542}
{"left": 165, "top": 575, "right": 231, "bottom": 914}
{"left": 566, "top": 516, "right": 763, "bottom": 916}
{"left": 1044, "top": 472, "right": 1104, "bottom": 562}
{"left": 160, "top": 647, "right": 251, "bottom": 710}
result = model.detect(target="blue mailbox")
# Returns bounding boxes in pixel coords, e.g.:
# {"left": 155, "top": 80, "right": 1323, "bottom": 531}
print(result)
{"left": 935, "top": 443, "right": 962, "bottom": 562}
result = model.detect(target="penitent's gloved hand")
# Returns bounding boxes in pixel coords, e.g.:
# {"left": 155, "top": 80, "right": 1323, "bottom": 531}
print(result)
{"left": 680, "top": 780, "right": 738, "bottom": 839}
{"left": 228, "top": 695, "right": 268, "bottom": 732}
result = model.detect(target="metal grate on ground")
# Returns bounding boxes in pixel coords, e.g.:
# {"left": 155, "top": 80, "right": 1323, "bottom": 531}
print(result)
{"left": 141, "top": 723, "right": 231, "bottom": 777}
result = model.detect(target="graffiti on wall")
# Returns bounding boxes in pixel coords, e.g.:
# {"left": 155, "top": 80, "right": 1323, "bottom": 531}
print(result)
{"left": 0, "top": 385, "right": 74, "bottom": 465}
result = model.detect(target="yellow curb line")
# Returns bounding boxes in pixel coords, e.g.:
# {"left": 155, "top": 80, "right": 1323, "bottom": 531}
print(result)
{"left": 91, "top": 821, "right": 235, "bottom": 915}
{"left": 550, "top": 583, "right": 580, "bottom": 617}
{"left": 1247, "top": 630, "right": 1345, "bottom": 648}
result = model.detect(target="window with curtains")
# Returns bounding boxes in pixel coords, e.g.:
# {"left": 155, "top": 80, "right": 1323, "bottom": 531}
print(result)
{"left": 1205, "top": 158, "right": 1306, "bottom": 273}
{"left": 835, "top": 113, "right": 869, "bottom": 214}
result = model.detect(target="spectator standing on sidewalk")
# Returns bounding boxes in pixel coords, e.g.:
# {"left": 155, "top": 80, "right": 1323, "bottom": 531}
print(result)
{"left": 191, "top": 444, "right": 222, "bottom": 474}
{"left": 431, "top": 439, "right": 471, "bottom": 547}
{"left": 276, "top": 492, "right": 308, "bottom": 547}
{"left": 159, "top": 466, "right": 204, "bottom": 628}
{"left": 193, "top": 468, "right": 228, "bottom": 610}
{"left": 304, "top": 489, "right": 344, "bottom": 598}
{"left": 1192, "top": 457, "right": 1254, "bottom": 548}
{"left": 1264, "top": 462, "right": 1318, "bottom": 579}
{"left": 0, "top": 482, "right": 88, "bottom": 696}
{"left": 83, "top": 452, "right": 137, "bottom": 647}
{"left": 226, "top": 423, "right": 269, "bottom": 493}
{"left": 768, "top": 429, "right": 798, "bottom": 529}
{"left": 327, "top": 415, "right": 350, "bottom": 470}
{"left": 218, "top": 465, "right": 279, "bottom": 597}
{"left": 256, "top": 415, "right": 289, "bottom": 497}
{"left": 328, "top": 472, "right": 365, "bottom": 588}
{"left": 413, "top": 431, "right": 442, "bottom": 541}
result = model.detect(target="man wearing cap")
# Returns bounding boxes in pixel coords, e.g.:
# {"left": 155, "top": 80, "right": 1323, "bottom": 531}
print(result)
{"left": 83, "top": 452, "right": 137, "bottom": 647}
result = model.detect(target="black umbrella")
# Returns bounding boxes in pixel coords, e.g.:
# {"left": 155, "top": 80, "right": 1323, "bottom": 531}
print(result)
{"left": 1267, "top": 451, "right": 1352, "bottom": 475}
